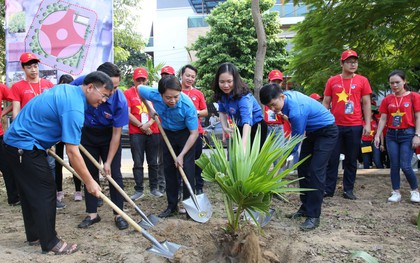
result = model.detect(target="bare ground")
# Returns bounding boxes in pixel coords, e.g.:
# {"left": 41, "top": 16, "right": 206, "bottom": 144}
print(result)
{"left": 1, "top": 170, "right": 419, "bottom": 263}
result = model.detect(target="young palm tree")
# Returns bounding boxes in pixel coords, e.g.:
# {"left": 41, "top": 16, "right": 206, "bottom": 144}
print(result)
{"left": 196, "top": 125, "right": 309, "bottom": 232}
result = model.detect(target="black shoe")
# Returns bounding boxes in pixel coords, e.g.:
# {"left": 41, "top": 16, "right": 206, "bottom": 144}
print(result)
{"left": 158, "top": 208, "right": 176, "bottom": 218}
{"left": 115, "top": 216, "right": 129, "bottom": 230}
{"left": 323, "top": 192, "right": 334, "bottom": 198}
{"left": 78, "top": 215, "right": 101, "bottom": 228}
{"left": 97, "top": 198, "right": 104, "bottom": 207}
{"left": 300, "top": 217, "right": 320, "bottom": 231}
{"left": 286, "top": 210, "right": 306, "bottom": 219}
{"left": 343, "top": 191, "right": 357, "bottom": 200}
{"left": 196, "top": 189, "right": 203, "bottom": 195}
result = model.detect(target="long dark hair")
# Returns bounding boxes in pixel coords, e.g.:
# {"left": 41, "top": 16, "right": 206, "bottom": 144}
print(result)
{"left": 212, "top": 62, "right": 251, "bottom": 101}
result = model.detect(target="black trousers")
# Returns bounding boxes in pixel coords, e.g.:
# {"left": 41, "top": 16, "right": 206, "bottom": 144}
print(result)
{"left": 162, "top": 128, "right": 195, "bottom": 211}
{"left": 2, "top": 143, "right": 59, "bottom": 252}
{"left": 298, "top": 124, "right": 338, "bottom": 218}
{"left": 81, "top": 126, "right": 124, "bottom": 215}
{"left": 0, "top": 136, "right": 19, "bottom": 204}
{"left": 194, "top": 134, "right": 204, "bottom": 191}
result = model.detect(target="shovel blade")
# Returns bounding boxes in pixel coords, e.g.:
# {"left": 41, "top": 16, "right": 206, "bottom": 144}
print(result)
{"left": 245, "top": 208, "right": 276, "bottom": 227}
{"left": 138, "top": 214, "right": 161, "bottom": 230}
{"left": 146, "top": 240, "right": 184, "bottom": 259}
{"left": 182, "top": 193, "right": 212, "bottom": 223}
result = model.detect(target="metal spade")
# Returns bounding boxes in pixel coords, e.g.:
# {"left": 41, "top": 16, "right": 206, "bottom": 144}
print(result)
{"left": 244, "top": 208, "right": 276, "bottom": 228}
{"left": 153, "top": 115, "right": 213, "bottom": 223}
{"left": 48, "top": 150, "right": 183, "bottom": 259}
{"left": 78, "top": 144, "right": 159, "bottom": 229}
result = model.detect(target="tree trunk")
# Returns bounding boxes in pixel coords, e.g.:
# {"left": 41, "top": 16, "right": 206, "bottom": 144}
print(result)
{"left": 251, "top": 0, "right": 267, "bottom": 105}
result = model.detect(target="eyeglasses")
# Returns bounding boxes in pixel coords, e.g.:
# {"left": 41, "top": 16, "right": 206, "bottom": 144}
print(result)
{"left": 93, "top": 85, "right": 110, "bottom": 100}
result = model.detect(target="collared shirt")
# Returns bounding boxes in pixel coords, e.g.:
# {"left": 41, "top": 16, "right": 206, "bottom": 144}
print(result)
{"left": 139, "top": 86, "right": 198, "bottom": 131}
{"left": 71, "top": 75, "right": 129, "bottom": 128}
{"left": 4, "top": 84, "right": 87, "bottom": 150}
{"left": 282, "top": 91, "right": 335, "bottom": 136}
{"left": 218, "top": 93, "right": 263, "bottom": 126}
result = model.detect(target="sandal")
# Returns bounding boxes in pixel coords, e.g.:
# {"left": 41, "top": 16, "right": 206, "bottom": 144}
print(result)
{"left": 47, "top": 239, "right": 78, "bottom": 255}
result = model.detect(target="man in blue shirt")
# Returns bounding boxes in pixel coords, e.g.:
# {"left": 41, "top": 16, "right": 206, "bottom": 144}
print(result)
{"left": 139, "top": 75, "right": 198, "bottom": 218}
{"left": 2, "top": 71, "right": 112, "bottom": 254}
{"left": 71, "top": 62, "right": 130, "bottom": 230}
{"left": 260, "top": 83, "right": 338, "bottom": 231}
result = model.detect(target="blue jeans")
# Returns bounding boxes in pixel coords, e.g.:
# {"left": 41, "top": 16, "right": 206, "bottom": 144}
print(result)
{"left": 325, "top": 125, "right": 363, "bottom": 194}
{"left": 130, "top": 133, "right": 159, "bottom": 192}
{"left": 386, "top": 128, "right": 418, "bottom": 190}
{"left": 361, "top": 140, "right": 383, "bottom": 169}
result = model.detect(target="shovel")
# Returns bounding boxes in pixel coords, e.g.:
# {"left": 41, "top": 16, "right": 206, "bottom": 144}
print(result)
{"left": 153, "top": 115, "right": 212, "bottom": 223}
{"left": 78, "top": 144, "right": 160, "bottom": 230}
{"left": 244, "top": 208, "right": 276, "bottom": 227}
{"left": 48, "top": 149, "right": 183, "bottom": 259}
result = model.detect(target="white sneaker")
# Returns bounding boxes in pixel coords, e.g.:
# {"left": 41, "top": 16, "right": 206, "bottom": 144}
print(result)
{"left": 388, "top": 191, "right": 401, "bottom": 202}
{"left": 410, "top": 190, "right": 420, "bottom": 203}
{"left": 56, "top": 191, "right": 64, "bottom": 202}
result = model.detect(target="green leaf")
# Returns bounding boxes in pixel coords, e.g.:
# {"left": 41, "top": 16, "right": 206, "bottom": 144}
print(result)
{"left": 349, "top": 251, "right": 379, "bottom": 263}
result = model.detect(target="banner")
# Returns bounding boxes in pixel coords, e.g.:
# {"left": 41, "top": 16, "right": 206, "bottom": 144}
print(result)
{"left": 5, "top": 0, "right": 113, "bottom": 86}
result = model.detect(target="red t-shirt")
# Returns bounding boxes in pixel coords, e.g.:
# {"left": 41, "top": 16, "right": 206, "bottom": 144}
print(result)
{"left": 124, "top": 86, "right": 159, "bottom": 135}
{"left": 324, "top": 74, "right": 372, "bottom": 126}
{"left": 182, "top": 88, "right": 207, "bottom": 134}
{"left": 263, "top": 106, "right": 284, "bottom": 125}
{"left": 11, "top": 79, "right": 54, "bottom": 108}
{"left": 362, "top": 120, "right": 378, "bottom": 141}
{"left": 378, "top": 92, "right": 420, "bottom": 129}
{"left": 0, "top": 83, "right": 13, "bottom": 136}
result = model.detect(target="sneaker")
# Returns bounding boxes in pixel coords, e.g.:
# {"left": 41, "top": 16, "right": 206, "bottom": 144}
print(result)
{"left": 150, "top": 189, "right": 163, "bottom": 197}
{"left": 130, "top": 191, "right": 144, "bottom": 201}
{"left": 74, "top": 191, "right": 83, "bottom": 201}
{"left": 388, "top": 191, "right": 401, "bottom": 202}
{"left": 410, "top": 190, "right": 420, "bottom": 203}
{"left": 56, "top": 191, "right": 64, "bottom": 202}
{"left": 56, "top": 200, "right": 66, "bottom": 209}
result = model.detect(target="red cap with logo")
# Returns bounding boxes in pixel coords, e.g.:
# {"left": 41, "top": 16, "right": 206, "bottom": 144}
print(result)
{"left": 268, "top": 69, "right": 283, "bottom": 81}
{"left": 20, "top": 52, "right": 40, "bottom": 63}
{"left": 340, "top": 50, "right": 358, "bottom": 61}
{"left": 133, "top": 67, "right": 148, "bottom": 80}
{"left": 161, "top": 65, "right": 175, "bottom": 75}
{"left": 309, "top": 93, "right": 322, "bottom": 100}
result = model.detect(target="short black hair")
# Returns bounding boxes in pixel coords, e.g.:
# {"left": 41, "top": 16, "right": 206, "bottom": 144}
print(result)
{"left": 83, "top": 71, "right": 114, "bottom": 91}
{"left": 58, "top": 74, "right": 74, "bottom": 84}
{"left": 158, "top": 75, "right": 181, "bottom": 94}
{"left": 21, "top": 60, "right": 39, "bottom": 68}
{"left": 260, "top": 83, "right": 283, "bottom": 105}
{"left": 97, "top": 62, "right": 121, "bottom": 79}
{"left": 181, "top": 64, "right": 197, "bottom": 75}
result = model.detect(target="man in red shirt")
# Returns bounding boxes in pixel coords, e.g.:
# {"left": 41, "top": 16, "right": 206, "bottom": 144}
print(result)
{"left": 323, "top": 50, "right": 372, "bottom": 200}
{"left": 124, "top": 67, "right": 163, "bottom": 200}
{"left": 181, "top": 64, "right": 208, "bottom": 194}
{"left": 11, "top": 53, "right": 54, "bottom": 120}
{"left": 0, "top": 83, "right": 19, "bottom": 205}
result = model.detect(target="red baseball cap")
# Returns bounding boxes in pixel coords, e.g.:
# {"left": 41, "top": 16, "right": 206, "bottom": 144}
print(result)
{"left": 20, "top": 52, "right": 40, "bottom": 63}
{"left": 133, "top": 67, "right": 148, "bottom": 80}
{"left": 268, "top": 69, "right": 283, "bottom": 81}
{"left": 161, "top": 65, "right": 175, "bottom": 75}
{"left": 341, "top": 50, "right": 358, "bottom": 61}
{"left": 309, "top": 93, "right": 322, "bottom": 100}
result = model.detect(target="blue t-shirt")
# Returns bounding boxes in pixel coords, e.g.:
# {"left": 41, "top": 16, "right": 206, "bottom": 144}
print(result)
{"left": 282, "top": 91, "right": 335, "bottom": 136}
{"left": 218, "top": 93, "right": 264, "bottom": 126}
{"left": 71, "top": 75, "right": 129, "bottom": 128}
{"left": 84, "top": 89, "right": 129, "bottom": 128}
{"left": 138, "top": 86, "right": 198, "bottom": 131}
{"left": 4, "top": 84, "right": 87, "bottom": 150}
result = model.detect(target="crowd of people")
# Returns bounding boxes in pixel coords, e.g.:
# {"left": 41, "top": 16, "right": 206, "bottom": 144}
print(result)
{"left": 0, "top": 49, "right": 419, "bottom": 255}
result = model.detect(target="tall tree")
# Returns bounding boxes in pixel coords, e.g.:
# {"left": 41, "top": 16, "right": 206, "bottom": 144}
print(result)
{"left": 191, "top": 0, "right": 288, "bottom": 102}
{"left": 287, "top": 0, "right": 420, "bottom": 94}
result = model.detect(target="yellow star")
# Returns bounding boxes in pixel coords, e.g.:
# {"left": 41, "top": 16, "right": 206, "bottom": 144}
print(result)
{"left": 391, "top": 109, "right": 405, "bottom": 117}
{"left": 336, "top": 90, "right": 349, "bottom": 103}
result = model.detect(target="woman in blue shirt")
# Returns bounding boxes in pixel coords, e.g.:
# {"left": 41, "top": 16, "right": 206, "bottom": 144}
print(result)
{"left": 213, "top": 62, "right": 267, "bottom": 149}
